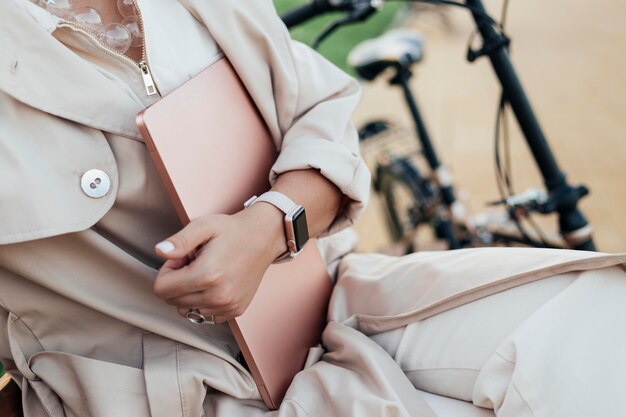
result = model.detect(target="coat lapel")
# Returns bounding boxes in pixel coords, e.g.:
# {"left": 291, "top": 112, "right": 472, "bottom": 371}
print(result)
{"left": 0, "top": 0, "right": 145, "bottom": 138}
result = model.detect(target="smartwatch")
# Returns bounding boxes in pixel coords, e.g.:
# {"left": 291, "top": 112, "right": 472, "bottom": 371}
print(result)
{"left": 244, "top": 191, "right": 309, "bottom": 261}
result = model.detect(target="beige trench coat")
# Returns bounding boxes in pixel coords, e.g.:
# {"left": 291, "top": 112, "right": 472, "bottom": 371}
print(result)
{"left": 2, "top": 1, "right": 626, "bottom": 416}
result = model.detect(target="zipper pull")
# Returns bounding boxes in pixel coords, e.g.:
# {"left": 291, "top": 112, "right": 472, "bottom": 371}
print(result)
{"left": 139, "top": 61, "right": 158, "bottom": 96}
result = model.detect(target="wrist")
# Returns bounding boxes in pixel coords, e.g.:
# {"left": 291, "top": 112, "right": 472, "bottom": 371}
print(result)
{"left": 236, "top": 202, "right": 287, "bottom": 260}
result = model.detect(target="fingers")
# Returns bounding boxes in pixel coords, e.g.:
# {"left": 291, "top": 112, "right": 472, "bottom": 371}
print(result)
{"left": 157, "top": 258, "right": 246, "bottom": 321}
{"left": 155, "top": 268, "right": 245, "bottom": 316}
{"left": 153, "top": 257, "right": 218, "bottom": 299}
{"left": 154, "top": 216, "right": 223, "bottom": 260}
{"left": 159, "top": 257, "right": 191, "bottom": 274}
{"left": 166, "top": 291, "right": 209, "bottom": 308}
{"left": 165, "top": 289, "right": 243, "bottom": 314}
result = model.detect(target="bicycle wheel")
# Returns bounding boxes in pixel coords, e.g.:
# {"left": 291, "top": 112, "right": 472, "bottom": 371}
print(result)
{"left": 375, "top": 156, "right": 433, "bottom": 246}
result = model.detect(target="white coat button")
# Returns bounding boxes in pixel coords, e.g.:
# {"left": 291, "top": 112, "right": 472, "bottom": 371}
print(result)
{"left": 80, "top": 169, "right": 111, "bottom": 198}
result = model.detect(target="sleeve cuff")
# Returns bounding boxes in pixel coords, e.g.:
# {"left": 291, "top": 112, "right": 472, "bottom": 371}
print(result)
{"left": 269, "top": 139, "right": 371, "bottom": 236}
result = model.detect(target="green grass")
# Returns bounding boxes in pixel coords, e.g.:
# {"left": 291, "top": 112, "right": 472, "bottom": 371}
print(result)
{"left": 274, "top": 0, "right": 405, "bottom": 73}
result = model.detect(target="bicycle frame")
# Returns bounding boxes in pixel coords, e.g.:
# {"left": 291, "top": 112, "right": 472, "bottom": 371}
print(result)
{"left": 388, "top": 67, "right": 461, "bottom": 249}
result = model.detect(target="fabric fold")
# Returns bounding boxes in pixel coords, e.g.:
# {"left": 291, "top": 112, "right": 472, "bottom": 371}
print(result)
{"left": 331, "top": 248, "right": 626, "bottom": 335}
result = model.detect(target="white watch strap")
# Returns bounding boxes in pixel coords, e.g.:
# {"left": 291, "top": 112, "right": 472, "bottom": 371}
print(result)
{"left": 244, "top": 191, "right": 298, "bottom": 214}
{"left": 244, "top": 191, "right": 304, "bottom": 262}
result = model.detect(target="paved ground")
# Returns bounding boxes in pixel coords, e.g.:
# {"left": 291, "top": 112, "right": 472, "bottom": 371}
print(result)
{"left": 352, "top": 0, "right": 626, "bottom": 254}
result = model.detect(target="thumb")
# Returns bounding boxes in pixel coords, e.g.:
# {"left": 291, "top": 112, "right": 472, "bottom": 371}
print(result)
{"left": 155, "top": 217, "right": 218, "bottom": 259}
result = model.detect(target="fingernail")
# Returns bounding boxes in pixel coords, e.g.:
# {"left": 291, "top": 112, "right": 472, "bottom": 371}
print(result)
{"left": 156, "top": 241, "right": 175, "bottom": 254}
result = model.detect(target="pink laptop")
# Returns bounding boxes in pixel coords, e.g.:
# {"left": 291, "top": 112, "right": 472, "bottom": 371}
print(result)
{"left": 136, "top": 57, "right": 333, "bottom": 410}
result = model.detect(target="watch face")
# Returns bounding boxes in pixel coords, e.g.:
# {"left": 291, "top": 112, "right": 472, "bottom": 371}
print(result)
{"left": 292, "top": 207, "right": 309, "bottom": 252}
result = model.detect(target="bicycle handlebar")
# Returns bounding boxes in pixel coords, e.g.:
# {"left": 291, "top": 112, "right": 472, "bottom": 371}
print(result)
{"left": 282, "top": 1, "right": 332, "bottom": 29}
{"left": 281, "top": 0, "right": 383, "bottom": 47}
{"left": 281, "top": 0, "right": 382, "bottom": 30}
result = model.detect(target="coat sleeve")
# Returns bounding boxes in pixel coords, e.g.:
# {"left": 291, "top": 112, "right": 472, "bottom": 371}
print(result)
{"left": 269, "top": 39, "right": 371, "bottom": 236}
{"left": 180, "top": 0, "right": 371, "bottom": 235}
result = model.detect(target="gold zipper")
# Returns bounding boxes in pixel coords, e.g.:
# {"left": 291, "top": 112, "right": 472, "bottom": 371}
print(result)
{"left": 138, "top": 62, "right": 157, "bottom": 96}
{"left": 57, "top": 0, "right": 159, "bottom": 96}
{"left": 130, "top": 0, "right": 158, "bottom": 96}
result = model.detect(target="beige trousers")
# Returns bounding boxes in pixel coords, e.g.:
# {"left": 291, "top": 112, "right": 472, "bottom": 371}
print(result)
{"left": 368, "top": 266, "right": 626, "bottom": 416}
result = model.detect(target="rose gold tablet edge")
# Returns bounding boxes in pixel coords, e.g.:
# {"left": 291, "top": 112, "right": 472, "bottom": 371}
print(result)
{"left": 136, "top": 112, "right": 191, "bottom": 225}
{"left": 228, "top": 319, "right": 278, "bottom": 410}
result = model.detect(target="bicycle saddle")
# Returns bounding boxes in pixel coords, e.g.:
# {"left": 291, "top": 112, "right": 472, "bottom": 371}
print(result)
{"left": 348, "top": 29, "right": 424, "bottom": 81}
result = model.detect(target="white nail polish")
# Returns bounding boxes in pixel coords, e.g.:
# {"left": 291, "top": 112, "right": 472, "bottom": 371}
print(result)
{"left": 156, "top": 241, "right": 175, "bottom": 253}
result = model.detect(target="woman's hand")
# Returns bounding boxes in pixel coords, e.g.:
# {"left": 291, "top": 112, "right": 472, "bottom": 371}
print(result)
{"left": 153, "top": 203, "right": 286, "bottom": 323}
{"left": 153, "top": 169, "right": 344, "bottom": 324}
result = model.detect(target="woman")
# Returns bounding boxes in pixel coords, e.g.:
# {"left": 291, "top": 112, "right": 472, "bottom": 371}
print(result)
{"left": 2, "top": 0, "right": 626, "bottom": 416}
{"left": 0, "top": 0, "right": 365, "bottom": 412}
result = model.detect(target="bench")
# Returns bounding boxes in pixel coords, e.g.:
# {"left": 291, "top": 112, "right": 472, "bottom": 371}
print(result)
{"left": 0, "top": 375, "right": 22, "bottom": 417}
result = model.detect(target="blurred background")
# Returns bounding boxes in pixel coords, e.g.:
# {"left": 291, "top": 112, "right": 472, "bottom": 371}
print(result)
{"left": 275, "top": 0, "right": 626, "bottom": 254}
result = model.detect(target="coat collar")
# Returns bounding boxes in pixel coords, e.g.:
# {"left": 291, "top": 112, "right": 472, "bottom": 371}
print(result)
{"left": 0, "top": 0, "right": 297, "bottom": 141}
{"left": 0, "top": 0, "right": 146, "bottom": 138}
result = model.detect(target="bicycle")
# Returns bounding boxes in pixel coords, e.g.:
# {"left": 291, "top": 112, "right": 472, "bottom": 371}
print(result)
{"left": 281, "top": 0, "right": 596, "bottom": 253}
